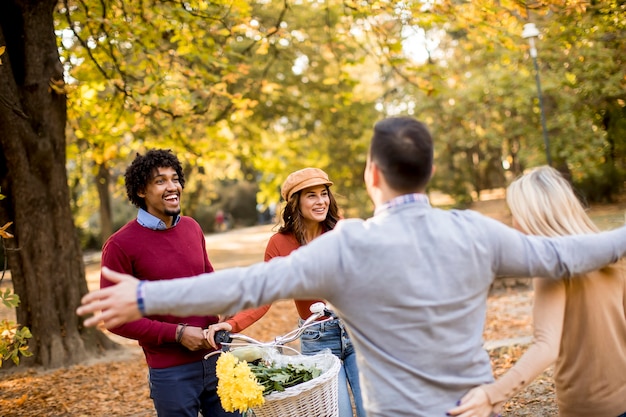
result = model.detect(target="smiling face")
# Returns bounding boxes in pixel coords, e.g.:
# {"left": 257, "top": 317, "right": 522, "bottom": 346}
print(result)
{"left": 298, "top": 184, "right": 330, "bottom": 226}
{"left": 137, "top": 166, "right": 182, "bottom": 227}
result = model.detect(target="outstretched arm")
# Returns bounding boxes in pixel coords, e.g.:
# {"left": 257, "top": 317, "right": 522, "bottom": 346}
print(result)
{"left": 77, "top": 267, "right": 142, "bottom": 328}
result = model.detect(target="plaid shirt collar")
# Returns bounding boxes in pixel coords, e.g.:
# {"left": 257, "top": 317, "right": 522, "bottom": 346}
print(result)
{"left": 374, "top": 193, "right": 430, "bottom": 216}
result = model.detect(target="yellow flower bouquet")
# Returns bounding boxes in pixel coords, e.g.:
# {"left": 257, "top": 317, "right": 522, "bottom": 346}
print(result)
{"left": 215, "top": 348, "right": 337, "bottom": 416}
{"left": 215, "top": 351, "right": 266, "bottom": 413}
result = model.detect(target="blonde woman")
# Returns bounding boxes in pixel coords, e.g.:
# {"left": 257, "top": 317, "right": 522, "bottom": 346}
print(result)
{"left": 449, "top": 166, "right": 626, "bottom": 417}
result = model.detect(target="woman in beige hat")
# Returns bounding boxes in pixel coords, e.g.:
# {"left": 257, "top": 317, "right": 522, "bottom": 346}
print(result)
{"left": 206, "top": 167, "right": 365, "bottom": 417}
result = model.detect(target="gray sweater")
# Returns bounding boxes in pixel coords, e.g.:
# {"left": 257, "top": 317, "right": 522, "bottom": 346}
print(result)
{"left": 144, "top": 197, "right": 626, "bottom": 417}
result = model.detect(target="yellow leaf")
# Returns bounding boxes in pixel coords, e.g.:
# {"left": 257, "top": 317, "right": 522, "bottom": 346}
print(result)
{"left": 15, "top": 394, "right": 28, "bottom": 406}
{"left": 255, "top": 41, "right": 269, "bottom": 56}
{"left": 0, "top": 222, "right": 13, "bottom": 239}
{"left": 49, "top": 78, "right": 67, "bottom": 94}
{"left": 217, "top": 28, "right": 231, "bottom": 37}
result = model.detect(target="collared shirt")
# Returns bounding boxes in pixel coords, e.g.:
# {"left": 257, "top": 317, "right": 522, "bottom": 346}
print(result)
{"left": 374, "top": 193, "right": 430, "bottom": 216}
{"left": 137, "top": 208, "right": 180, "bottom": 230}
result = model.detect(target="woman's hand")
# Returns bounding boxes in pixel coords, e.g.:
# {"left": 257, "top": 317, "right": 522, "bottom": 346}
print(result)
{"left": 446, "top": 387, "right": 499, "bottom": 417}
{"left": 204, "top": 322, "right": 233, "bottom": 349}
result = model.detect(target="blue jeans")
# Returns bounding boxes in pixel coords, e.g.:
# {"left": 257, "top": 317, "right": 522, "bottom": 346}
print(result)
{"left": 300, "top": 318, "right": 366, "bottom": 417}
{"left": 148, "top": 355, "right": 241, "bottom": 417}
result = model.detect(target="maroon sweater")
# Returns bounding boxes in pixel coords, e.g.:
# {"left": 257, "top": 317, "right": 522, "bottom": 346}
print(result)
{"left": 101, "top": 217, "right": 218, "bottom": 368}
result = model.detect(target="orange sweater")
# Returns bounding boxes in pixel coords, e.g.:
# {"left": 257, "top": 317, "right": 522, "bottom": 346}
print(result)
{"left": 224, "top": 232, "right": 324, "bottom": 332}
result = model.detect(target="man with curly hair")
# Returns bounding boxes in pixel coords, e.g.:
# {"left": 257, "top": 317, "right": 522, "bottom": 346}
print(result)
{"left": 100, "top": 149, "right": 239, "bottom": 417}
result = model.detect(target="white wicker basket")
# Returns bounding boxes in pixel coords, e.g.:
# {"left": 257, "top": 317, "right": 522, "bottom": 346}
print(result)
{"left": 249, "top": 352, "right": 341, "bottom": 417}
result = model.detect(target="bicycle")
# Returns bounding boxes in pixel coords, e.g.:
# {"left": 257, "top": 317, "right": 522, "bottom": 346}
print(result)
{"left": 207, "top": 302, "right": 342, "bottom": 417}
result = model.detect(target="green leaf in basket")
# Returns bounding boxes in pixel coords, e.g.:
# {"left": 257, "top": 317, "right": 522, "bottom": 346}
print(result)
{"left": 269, "top": 372, "right": 292, "bottom": 383}
{"left": 249, "top": 361, "right": 322, "bottom": 395}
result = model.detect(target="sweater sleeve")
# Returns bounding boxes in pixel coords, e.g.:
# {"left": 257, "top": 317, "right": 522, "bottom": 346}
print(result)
{"left": 222, "top": 234, "right": 286, "bottom": 332}
{"left": 264, "top": 236, "right": 283, "bottom": 261}
{"left": 476, "top": 213, "right": 626, "bottom": 279}
{"left": 224, "top": 305, "right": 271, "bottom": 333}
{"left": 481, "top": 278, "right": 565, "bottom": 406}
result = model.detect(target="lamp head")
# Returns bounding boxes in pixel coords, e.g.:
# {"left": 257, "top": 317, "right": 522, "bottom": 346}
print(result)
{"left": 522, "top": 23, "right": 540, "bottom": 39}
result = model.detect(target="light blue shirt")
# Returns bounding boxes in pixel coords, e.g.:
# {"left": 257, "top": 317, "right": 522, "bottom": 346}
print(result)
{"left": 144, "top": 198, "right": 626, "bottom": 416}
{"left": 137, "top": 208, "right": 180, "bottom": 230}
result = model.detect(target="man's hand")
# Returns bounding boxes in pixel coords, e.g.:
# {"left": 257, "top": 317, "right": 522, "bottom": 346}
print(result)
{"left": 180, "top": 325, "right": 213, "bottom": 351}
{"left": 76, "top": 267, "right": 142, "bottom": 328}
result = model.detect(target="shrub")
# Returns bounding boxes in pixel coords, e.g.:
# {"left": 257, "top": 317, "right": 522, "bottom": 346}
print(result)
{"left": 0, "top": 193, "right": 33, "bottom": 367}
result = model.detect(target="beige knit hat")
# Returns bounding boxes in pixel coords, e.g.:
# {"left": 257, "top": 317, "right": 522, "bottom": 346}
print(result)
{"left": 280, "top": 168, "right": 334, "bottom": 201}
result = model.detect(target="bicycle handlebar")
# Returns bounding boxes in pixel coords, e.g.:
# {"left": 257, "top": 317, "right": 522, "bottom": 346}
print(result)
{"left": 213, "top": 302, "right": 335, "bottom": 351}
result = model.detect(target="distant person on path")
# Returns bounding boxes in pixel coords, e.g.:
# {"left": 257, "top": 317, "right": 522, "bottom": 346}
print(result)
{"left": 215, "top": 209, "right": 225, "bottom": 232}
{"left": 448, "top": 166, "right": 626, "bottom": 417}
{"left": 223, "top": 212, "right": 232, "bottom": 230}
{"left": 99, "top": 149, "right": 239, "bottom": 417}
{"left": 78, "top": 117, "right": 626, "bottom": 417}
{"left": 205, "top": 167, "right": 366, "bottom": 417}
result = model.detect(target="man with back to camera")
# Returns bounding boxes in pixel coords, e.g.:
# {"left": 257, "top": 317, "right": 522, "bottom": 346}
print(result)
{"left": 99, "top": 149, "right": 239, "bottom": 417}
{"left": 80, "top": 118, "right": 626, "bottom": 417}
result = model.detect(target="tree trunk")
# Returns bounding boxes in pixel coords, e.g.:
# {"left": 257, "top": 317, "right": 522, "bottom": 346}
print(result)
{"left": 96, "top": 161, "right": 113, "bottom": 243}
{"left": 0, "top": 0, "right": 116, "bottom": 369}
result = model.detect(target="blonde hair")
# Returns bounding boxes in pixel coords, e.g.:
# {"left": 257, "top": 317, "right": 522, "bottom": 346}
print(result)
{"left": 506, "top": 166, "right": 599, "bottom": 237}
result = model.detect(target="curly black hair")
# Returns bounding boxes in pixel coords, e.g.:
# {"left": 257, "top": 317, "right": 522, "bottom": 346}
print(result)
{"left": 124, "top": 149, "right": 185, "bottom": 210}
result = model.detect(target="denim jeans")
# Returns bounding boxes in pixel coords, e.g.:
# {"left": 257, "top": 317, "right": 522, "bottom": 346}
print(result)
{"left": 300, "top": 318, "right": 366, "bottom": 417}
{"left": 148, "top": 354, "right": 241, "bottom": 417}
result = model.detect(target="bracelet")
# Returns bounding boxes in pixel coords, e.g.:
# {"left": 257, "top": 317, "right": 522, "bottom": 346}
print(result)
{"left": 137, "top": 281, "right": 146, "bottom": 316}
{"left": 176, "top": 323, "right": 187, "bottom": 343}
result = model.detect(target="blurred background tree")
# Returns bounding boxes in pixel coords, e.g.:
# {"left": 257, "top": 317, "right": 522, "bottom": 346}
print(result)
{"left": 0, "top": 0, "right": 623, "bottom": 367}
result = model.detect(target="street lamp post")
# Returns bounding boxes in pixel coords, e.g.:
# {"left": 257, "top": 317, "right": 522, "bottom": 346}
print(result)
{"left": 522, "top": 23, "right": 552, "bottom": 166}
